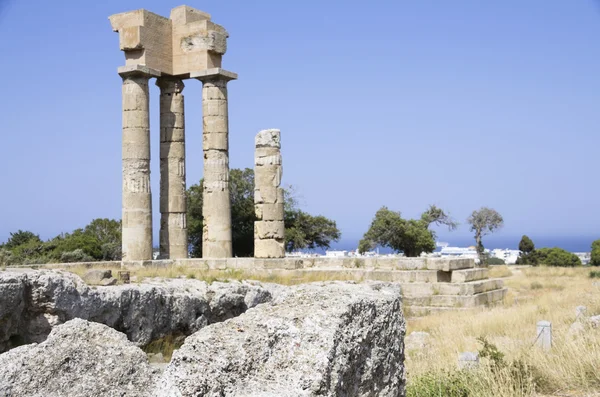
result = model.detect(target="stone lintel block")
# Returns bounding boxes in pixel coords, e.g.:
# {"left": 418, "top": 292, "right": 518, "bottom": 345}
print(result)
{"left": 255, "top": 221, "right": 284, "bottom": 239}
{"left": 203, "top": 132, "right": 228, "bottom": 151}
{"left": 192, "top": 68, "right": 238, "bottom": 81}
{"left": 255, "top": 129, "right": 281, "bottom": 148}
{"left": 118, "top": 65, "right": 161, "bottom": 78}
{"left": 254, "top": 239, "right": 285, "bottom": 258}
{"left": 451, "top": 268, "right": 490, "bottom": 283}
{"left": 394, "top": 258, "right": 428, "bottom": 270}
{"left": 254, "top": 187, "right": 284, "bottom": 204}
{"left": 110, "top": 9, "right": 168, "bottom": 31}
{"left": 436, "top": 279, "right": 505, "bottom": 296}
{"left": 255, "top": 203, "right": 284, "bottom": 221}
{"left": 170, "top": 6, "right": 211, "bottom": 25}
{"left": 426, "top": 258, "right": 474, "bottom": 272}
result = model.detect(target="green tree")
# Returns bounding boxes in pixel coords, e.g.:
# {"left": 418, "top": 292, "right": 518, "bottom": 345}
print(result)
{"left": 4, "top": 230, "right": 41, "bottom": 249}
{"left": 186, "top": 168, "right": 341, "bottom": 257}
{"left": 532, "top": 247, "right": 581, "bottom": 267}
{"left": 516, "top": 235, "right": 535, "bottom": 264}
{"left": 467, "top": 207, "right": 504, "bottom": 264}
{"left": 590, "top": 240, "right": 600, "bottom": 267}
{"left": 284, "top": 210, "right": 341, "bottom": 252}
{"left": 358, "top": 205, "right": 456, "bottom": 257}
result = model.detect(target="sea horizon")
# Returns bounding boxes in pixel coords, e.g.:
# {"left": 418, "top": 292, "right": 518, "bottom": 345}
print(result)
{"left": 316, "top": 235, "right": 597, "bottom": 255}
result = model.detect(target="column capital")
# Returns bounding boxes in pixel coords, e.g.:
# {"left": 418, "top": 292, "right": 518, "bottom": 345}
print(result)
{"left": 191, "top": 68, "right": 238, "bottom": 83}
{"left": 118, "top": 65, "right": 161, "bottom": 80}
{"left": 156, "top": 77, "right": 185, "bottom": 94}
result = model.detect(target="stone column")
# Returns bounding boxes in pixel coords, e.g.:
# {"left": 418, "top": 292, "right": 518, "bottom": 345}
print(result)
{"left": 157, "top": 77, "right": 188, "bottom": 259}
{"left": 191, "top": 68, "right": 237, "bottom": 258}
{"left": 119, "top": 66, "right": 159, "bottom": 261}
{"left": 254, "top": 129, "right": 285, "bottom": 258}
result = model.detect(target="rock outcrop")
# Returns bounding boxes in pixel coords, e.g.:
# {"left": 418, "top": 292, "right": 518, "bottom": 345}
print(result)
{"left": 0, "top": 269, "right": 273, "bottom": 353}
{"left": 157, "top": 282, "right": 406, "bottom": 397}
{"left": 0, "top": 318, "right": 155, "bottom": 397}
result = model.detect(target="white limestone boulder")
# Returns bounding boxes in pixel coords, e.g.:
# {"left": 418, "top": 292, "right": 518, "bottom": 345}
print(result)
{"left": 0, "top": 318, "right": 155, "bottom": 397}
{"left": 0, "top": 269, "right": 274, "bottom": 352}
{"left": 157, "top": 281, "right": 406, "bottom": 397}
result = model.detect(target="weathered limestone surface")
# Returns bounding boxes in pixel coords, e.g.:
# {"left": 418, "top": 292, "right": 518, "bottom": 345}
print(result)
{"left": 195, "top": 69, "right": 237, "bottom": 258}
{"left": 120, "top": 67, "right": 157, "bottom": 261}
{"left": 109, "top": 6, "right": 229, "bottom": 77}
{"left": 0, "top": 319, "right": 156, "bottom": 397}
{"left": 157, "top": 282, "right": 406, "bottom": 396}
{"left": 157, "top": 77, "right": 188, "bottom": 259}
{"left": 0, "top": 269, "right": 273, "bottom": 353}
{"left": 254, "top": 129, "right": 285, "bottom": 258}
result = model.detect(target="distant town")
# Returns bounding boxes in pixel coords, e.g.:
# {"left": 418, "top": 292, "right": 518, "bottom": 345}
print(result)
{"left": 287, "top": 242, "right": 592, "bottom": 265}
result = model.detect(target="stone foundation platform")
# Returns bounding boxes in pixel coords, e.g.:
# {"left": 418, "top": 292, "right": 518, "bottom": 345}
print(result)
{"left": 43, "top": 257, "right": 506, "bottom": 316}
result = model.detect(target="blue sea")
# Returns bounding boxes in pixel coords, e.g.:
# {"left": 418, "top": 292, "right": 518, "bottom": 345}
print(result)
{"left": 315, "top": 235, "right": 597, "bottom": 255}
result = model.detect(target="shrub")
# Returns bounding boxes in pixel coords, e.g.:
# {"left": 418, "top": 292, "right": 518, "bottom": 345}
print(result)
{"left": 533, "top": 247, "right": 581, "bottom": 267}
{"left": 407, "top": 370, "right": 471, "bottom": 397}
{"left": 530, "top": 281, "right": 544, "bottom": 290}
{"left": 591, "top": 239, "right": 600, "bottom": 267}
{"left": 590, "top": 270, "right": 600, "bottom": 279}
{"left": 60, "top": 249, "right": 94, "bottom": 263}
{"left": 486, "top": 257, "right": 506, "bottom": 265}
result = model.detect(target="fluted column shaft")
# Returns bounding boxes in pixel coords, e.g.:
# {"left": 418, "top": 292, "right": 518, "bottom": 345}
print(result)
{"left": 120, "top": 71, "right": 154, "bottom": 261}
{"left": 196, "top": 72, "right": 236, "bottom": 258}
{"left": 254, "top": 129, "right": 285, "bottom": 258}
{"left": 157, "top": 77, "right": 188, "bottom": 259}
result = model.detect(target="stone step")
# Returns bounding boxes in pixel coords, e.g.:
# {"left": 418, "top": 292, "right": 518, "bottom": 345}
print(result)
{"left": 404, "top": 306, "right": 472, "bottom": 317}
{"left": 451, "top": 268, "right": 489, "bottom": 283}
{"left": 404, "top": 288, "right": 507, "bottom": 308}
{"left": 401, "top": 279, "right": 504, "bottom": 297}
{"left": 436, "top": 279, "right": 504, "bottom": 296}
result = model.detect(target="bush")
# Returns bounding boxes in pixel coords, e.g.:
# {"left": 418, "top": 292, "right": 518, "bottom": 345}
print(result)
{"left": 590, "top": 270, "right": 600, "bottom": 279}
{"left": 533, "top": 247, "right": 581, "bottom": 267}
{"left": 407, "top": 370, "right": 471, "bottom": 397}
{"left": 0, "top": 249, "right": 14, "bottom": 268}
{"left": 530, "top": 281, "right": 543, "bottom": 290}
{"left": 591, "top": 239, "right": 600, "bottom": 267}
{"left": 486, "top": 257, "right": 505, "bottom": 265}
{"left": 60, "top": 249, "right": 94, "bottom": 263}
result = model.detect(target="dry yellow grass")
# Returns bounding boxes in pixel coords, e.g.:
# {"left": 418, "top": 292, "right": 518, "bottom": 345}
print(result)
{"left": 407, "top": 266, "right": 600, "bottom": 396}
{"left": 60, "top": 264, "right": 361, "bottom": 286}
{"left": 54, "top": 263, "right": 600, "bottom": 395}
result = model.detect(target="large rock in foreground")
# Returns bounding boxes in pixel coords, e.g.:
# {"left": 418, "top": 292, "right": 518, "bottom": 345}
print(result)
{"left": 157, "top": 282, "right": 406, "bottom": 397}
{"left": 0, "top": 269, "right": 273, "bottom": 353}
{"left": 0, "top": 318, "right": 155, "bottom": 397}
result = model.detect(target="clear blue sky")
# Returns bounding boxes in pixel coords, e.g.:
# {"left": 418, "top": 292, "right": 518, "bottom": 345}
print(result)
{"left": 0, "top": 0, "right": 598, "bottom": 247}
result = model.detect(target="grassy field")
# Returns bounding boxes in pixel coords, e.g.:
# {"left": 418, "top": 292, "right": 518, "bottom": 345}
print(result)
{"left": 406, "top": 266, "right": 600, "bottom": 397}
{"left": 39, "top": 263, "right": 600, "bottom": 395}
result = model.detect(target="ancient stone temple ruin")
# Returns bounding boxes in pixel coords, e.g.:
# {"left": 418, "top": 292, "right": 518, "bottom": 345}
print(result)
{"left": 110, "top": 6, "right": 242, "bottom": 261}
{"left": 106, "top": 6, "right": 506, "bottom": 315}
